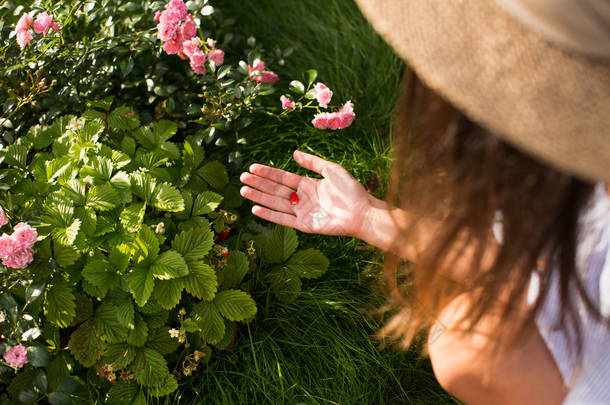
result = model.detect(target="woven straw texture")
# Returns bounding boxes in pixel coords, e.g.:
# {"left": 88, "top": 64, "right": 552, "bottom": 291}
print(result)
{"left": 354, "top": 0, "right": 610, "bottom": 182}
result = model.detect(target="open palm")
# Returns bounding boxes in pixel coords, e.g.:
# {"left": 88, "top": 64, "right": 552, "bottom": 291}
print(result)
{"left": 240, "top": 150, "right": 382, "bottom": 237}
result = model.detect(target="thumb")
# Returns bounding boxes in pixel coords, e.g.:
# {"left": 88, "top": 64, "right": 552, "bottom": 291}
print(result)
{"left": 293, "top": 150, "right": 338, "bottom": 176}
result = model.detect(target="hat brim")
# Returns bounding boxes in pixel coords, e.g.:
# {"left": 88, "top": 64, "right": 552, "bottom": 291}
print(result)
{"left": 355, "top": 0, "right": 610, "bottom": 183}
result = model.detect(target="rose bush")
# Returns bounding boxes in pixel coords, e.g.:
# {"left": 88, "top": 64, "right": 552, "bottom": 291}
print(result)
{"left": 0, "top": 0, "right": 346, "bottom": 402}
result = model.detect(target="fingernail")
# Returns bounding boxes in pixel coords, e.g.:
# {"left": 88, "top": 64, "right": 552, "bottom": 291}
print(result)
{"left": 239, "top": 172, "right": 248, "bottom": 182}
{"left": 240, "top": 186, "right": 248, "bottom": 196}
{"left": 249, "top": 164, "right": 258, "bottom": 172}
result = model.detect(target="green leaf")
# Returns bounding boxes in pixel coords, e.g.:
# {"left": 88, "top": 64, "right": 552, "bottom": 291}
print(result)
{"left": 33, "top": 370, "right": 48, "bottom": 393}
{"left": 25, "top": 281, "right": 46, "bottom": 304}
{"left": 107, "top": 382, "right": 145, "bottom": 405}
{"left": 192, "top": 191, "right": 223, "bottom": 216}
{"left": 150, "top": 250, "right": 188, "bottom": 280}
{"left": 46, "top": 353, "right": 74, "bottom": 391}
{"left": 108, "top": 106, "right": 140, "bottom": 130}
{"left": 213, "top": 319, "right": 235, "bottom": 350}
{"left": 18, "top": 389, "right": 36, "bottom": 403}
{"left": 304, "top": 69, "right": 318, "bottom": 86}
{"left": 267, "top": 267, "right": 302, "bottom": 303}
{"left": 171, "top": 227, "right": 214, "bottom": 262}
{"left": 3, "top": 144, "right": 28, "bottom": 168}
{"left": 120, "top": 202, "right": 146, "bottom": 233}
{"left": 154, "top": 120, "right": 178, "bottom": 142}
{"left": 285, "top": 248, "right": 329, "bottom": 279}
{"left": 88, "top": 96, "right": 114, "bottom": 112}
{"left": 183, "top": 262, "right": 217, "bottom": 301}
{"left": 45, "top": 283, "right": 76, "bottom": 328}
{"left": 197, "top": 160, "right": 228, "bottom": 190}
{"left": 146, "top": 373, "right": 178, "bottom": 397}
{"left": 289, "top": 80, "right": 305, "bottom": 94}
{"left": 82, "top": 260, "right": 120, "bottom": 295}
{"left": 153, "top": 278, "right": 184, "bottom": 309}
{"left": 193, "top": 301, "right": 225, "bottom": 344}
{"left": 96, "top": 302, "right": 128, "bottom": 343}
{"left": 116, "top": 297, "right": 135, "bottom": 330}
{"left": 48, "top": 392, "right": 71, "bottom": 405}
{"left": 80, "top": 156, "right": 113, "bottom": 183}
{"left": 214, "top": 289, "right": 257, "bottom": 321}
{"left": 151, "top": 183, "right": 184, "bottom": 212}
{"left": 128, "top": 265, "right": 155, "bottom": 307}
{"left": 133, "top": 126, "right": 158, "bottom": 150}
{"left": 109, "top": 244, "right": 131, "bottom": 271}
{"left": 127, "top": 313, "right": 148, "bottom": 347}
{"left": 26, "top": 346, "right": 49, "bottom": 367}
{"left": 69, "top": 320, "right": 106, "bottom": 367}
{"left": 87, "top": 184, "right": 121, "bottom": 211}
{"left": 265, "top": 226, "right": 298, "bottom": 263}
{"left": 104, "top": 343, "right": 136, "bottom": 369}
{"left": 51, "top": 218, "right": 81, "bottom": 246}
{"left": 146, "top": 329, "right": 179, "bottom": 355}
{"left": 130, "top": 172, "right": 156, "bottom": 202}
{"left": 74, "top": 206, "right": 97, "bottom": 236}
{"left": 219, "top": 250, "right": 249, "bottom": 289}
{"left": 132, "top": 348, "right": 169, "bottom": 386}
{"left": 133, "top": 226, "right": 160, "bottom": 264}
{"left": 182, "top": 137, "right": 205, "bottom": 170}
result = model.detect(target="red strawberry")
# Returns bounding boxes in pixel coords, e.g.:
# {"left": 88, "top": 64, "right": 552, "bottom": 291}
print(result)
{"left": 289, "top": 192, "right": 299, "bottom": 205}
{"left": 219, "top": 230, "right": 229, "bottom": 241}
{"left": 221, "top": 252, "right": 229, "bottom": 258}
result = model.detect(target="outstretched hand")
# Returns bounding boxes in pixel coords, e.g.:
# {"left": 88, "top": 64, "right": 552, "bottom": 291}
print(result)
{"left": 240, "top": 150, "right": 384, "bottom": 237}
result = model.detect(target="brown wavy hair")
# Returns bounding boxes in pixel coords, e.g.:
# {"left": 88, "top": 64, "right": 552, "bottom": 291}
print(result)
{"left": 380, "top": 71, "right": 599, "bottom": 355}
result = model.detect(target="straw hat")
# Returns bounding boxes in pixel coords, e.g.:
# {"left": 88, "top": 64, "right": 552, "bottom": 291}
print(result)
{"left": 354, "top": 0, "right": 610, "bottom": 183}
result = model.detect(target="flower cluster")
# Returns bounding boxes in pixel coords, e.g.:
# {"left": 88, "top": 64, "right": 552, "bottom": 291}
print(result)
{"left": 155, "top": 0, "right": 225, "bottom": 75}
{"left": 312, "top": 100, "right": 355, "bottom": 130}
{"left": 0, "top": 211, "right": 37, "bottom": 269}
{"left": 248, "top": 60, "right": 279, "bottom": 84}
{"left": 280, "top": 81, "right": 355, "bottom": 130}
{"left": 14, "top": 12, "right": 59, "bottom": 50}
{"left": 3, "top": 344, "right": 28, "bottom": 369}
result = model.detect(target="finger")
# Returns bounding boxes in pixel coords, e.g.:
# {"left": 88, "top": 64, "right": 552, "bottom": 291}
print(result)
{"left": 293, "top": 150, "right": 339, "bottom": 176}
{"left": 251, "top": 205, "right": 297, "bottom": 229}
{"left": 249, "top": 163, "right": 302, "bottom": 189}
{"left": 240, "top": 172, "right": 294, "bottom": 199}
{"left": 240, "top": 186, "right": 293, "bottom": 214}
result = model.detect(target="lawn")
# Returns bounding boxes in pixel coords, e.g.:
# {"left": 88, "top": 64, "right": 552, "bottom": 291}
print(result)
{"left": 173, "top": 1, "right": 459, "bottom": 404}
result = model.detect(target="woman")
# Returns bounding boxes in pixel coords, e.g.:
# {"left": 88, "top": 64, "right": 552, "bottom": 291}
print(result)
{"left": 240, "top": 1, "right": 610, "bottom": 404}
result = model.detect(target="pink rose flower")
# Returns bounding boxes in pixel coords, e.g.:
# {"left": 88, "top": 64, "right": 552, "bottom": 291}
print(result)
{"left": 3, "top": 345, "right": 28, "bottom": 369}
{"left": 16, "top": 30, "right": 33, "bottom": 50}
{"left": 0, "top": 206, "right": 7, "bottom": 227}
{"left": 163, "top": 33, "right": 183, "bottom": 54}
{"left": 190, "top": 50, "right": 206, "bottom": 67}
{"left": 338, "top": 101, "right": 355, "bottom": 128}
{"left": 326, "top": 113, "right": 343, "bottom": 130}
{"left": 12, "top": 222, "right": 37, "bottom": 249}
{"left": 280, "top": 95, "right": 295, "bottom": 109}
{"left": 33, "top": 12, "right": 53, "bottom": 35}
{"left": 314, "top": 82, "right": 333, "bottom": 108}
{"left": 248, "top": 62, "right": 279, "bottom": 83}
{"left": 0, "top": 234, "right": 15, "bottom": 258}
{"left": 159, "top": 9, "right": 182, "bottom": 26}
{"left": 190, "top": 61, "right": 207, "bottom": 75}
{"left": 167, "top": 0, "right": 188, "bottom": 20}
{"left": 3, "top": 247, "right": 34, "bottom": 269}
{"left": 206, "top": 38, "right": 216, "bottom": 48}
{"left": 182, "top": 37, "right": 200, "bottom": 58}
{"left": 207, "top": 49, "right": 224, "bottom": 66}
{"left": 312, "top": 113, "right": 330, "bottom": 130}
{"left": 157, "top": 20, "right": 179, "bottom": 42}
{"left": 248, "top": 60, "right": 265, "bottom": 77}
{"left": 15, "top": 13, "right": 33, "bottom": 33}
{"left": 180, "top": 17, "right": 197, "bottom": 40}
{"left": 260, "top": 71, "right": 279, "bottom": 83}
{"left": 51, "top": 22, "right": 59, "bottom": 31}
{"left": 154, "top": 11, "right": 162, "bottom": 21}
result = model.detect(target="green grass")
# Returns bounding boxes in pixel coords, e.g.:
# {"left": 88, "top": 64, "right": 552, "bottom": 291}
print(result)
{"left": 165, "top": 1, "right": 459, "bottom": 403}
